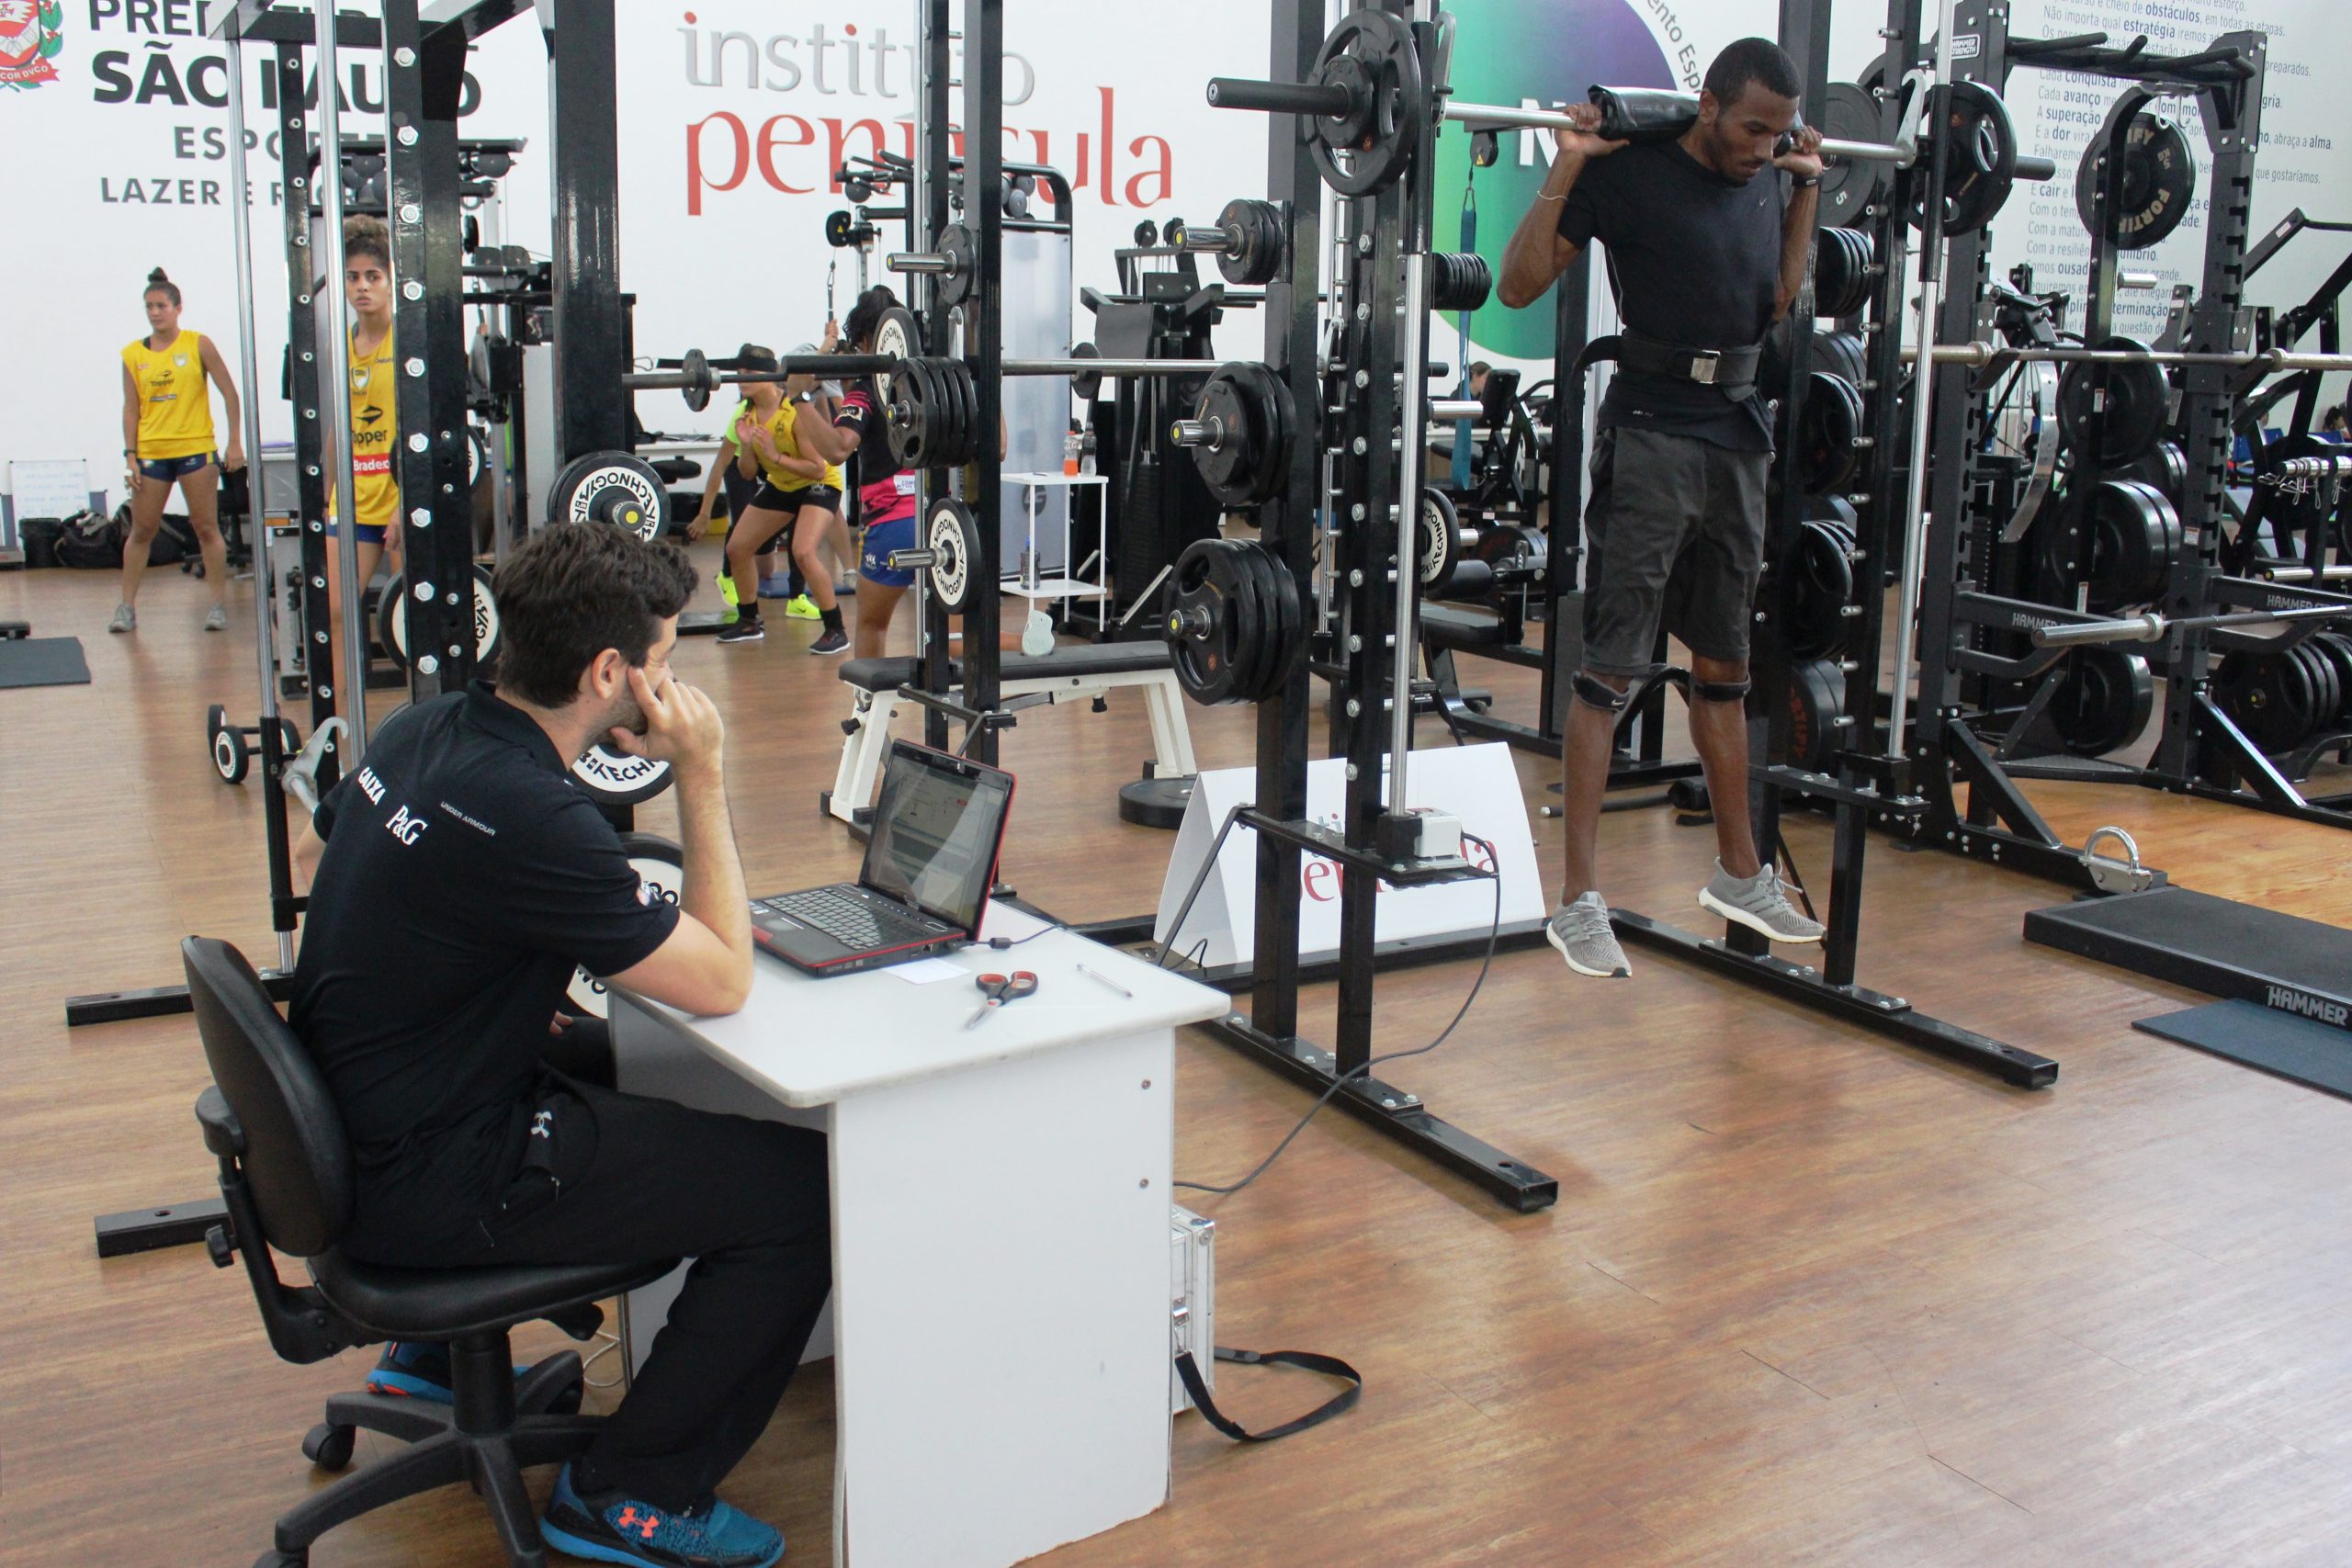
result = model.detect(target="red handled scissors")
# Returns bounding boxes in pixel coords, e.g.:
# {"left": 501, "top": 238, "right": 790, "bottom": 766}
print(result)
{"left": 965, "top": 970, "right": 1038, "bottom": 1028}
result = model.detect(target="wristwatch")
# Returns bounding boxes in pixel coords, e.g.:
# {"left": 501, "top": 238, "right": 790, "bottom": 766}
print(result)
{"left": 1790, "top": 174, "right": 1820, "bottom": 188}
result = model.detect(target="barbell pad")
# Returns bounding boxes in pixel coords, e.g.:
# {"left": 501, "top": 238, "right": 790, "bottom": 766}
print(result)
{"left": 1587, "top": 85, "right": 1700, "bottom": 143}
{"left": 1690, "top": 676, "right": 1752, "bottom": 704}
{"left": 1572, "top": 671, "right": 1632, "bottom": 714}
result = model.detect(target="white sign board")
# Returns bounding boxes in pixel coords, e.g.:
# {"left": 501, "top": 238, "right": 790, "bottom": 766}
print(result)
{"left": 1154, "top": 743, "right": 1546, "bottom": 971}
{"left": 6, "top": 459, "right": 93, "bottom": 522}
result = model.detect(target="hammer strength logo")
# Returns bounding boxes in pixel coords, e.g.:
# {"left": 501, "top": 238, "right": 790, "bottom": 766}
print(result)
{"left": 0, "top": 1, "right": 62, "bottom": 92}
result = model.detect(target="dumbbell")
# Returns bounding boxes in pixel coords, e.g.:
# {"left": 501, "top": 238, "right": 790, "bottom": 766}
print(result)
{"left": 207, "top": 704, "right": 301, "bottom": 786}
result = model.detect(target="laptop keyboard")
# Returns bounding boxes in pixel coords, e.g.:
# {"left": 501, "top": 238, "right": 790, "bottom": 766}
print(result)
{"left": 760, "top": 889, "right": 933, "bottom": 950}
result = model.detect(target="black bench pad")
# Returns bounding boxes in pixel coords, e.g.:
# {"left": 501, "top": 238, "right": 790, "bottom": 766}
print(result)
{"left": 1419, "top": 603, "right": 1510, "bottom": 649}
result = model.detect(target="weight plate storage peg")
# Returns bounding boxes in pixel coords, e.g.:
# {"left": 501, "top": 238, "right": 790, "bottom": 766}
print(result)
{"left": 2074, "top": 108, "right": 2198, "bottom": 251}
{"left": 548, "top": 451, "right": 669, "bottom": 544}
{"left": 374, "top": 564, "right": 503, "bottom": 671}
{"left": 923, "top": 497, "right": 984, "bottom": 615}
{"left": 566, "top": 833, "right": 686, "bottom": 1018}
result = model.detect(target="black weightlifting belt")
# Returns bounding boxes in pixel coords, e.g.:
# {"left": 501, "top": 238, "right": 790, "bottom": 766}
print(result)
{"left": 1575, "top": 331, "right": 1763, "bottom": 401}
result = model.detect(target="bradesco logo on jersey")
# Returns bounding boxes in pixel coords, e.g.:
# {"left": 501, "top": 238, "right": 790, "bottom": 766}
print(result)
{"left": 0, "top": 2, "right": 63, "bottom": 93}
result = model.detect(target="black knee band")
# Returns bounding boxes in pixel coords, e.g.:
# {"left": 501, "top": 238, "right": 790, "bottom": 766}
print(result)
{"left": 1691, "top": 677, "right": 1751, "bottom": 704}
{"left": 1572, "top": 671, "right": 1630, "bottom": 714}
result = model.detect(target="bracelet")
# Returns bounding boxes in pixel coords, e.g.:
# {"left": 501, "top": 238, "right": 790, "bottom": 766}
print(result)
{"left": 1534, "top": 190, "right": 1567, "bottom": 203}
{"left": 1790, "top": 175, "right": 1820, "bottom": 189}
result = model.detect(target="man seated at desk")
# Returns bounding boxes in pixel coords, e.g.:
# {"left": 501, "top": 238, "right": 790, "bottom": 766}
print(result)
{"left": 292, "top": 524, "right": 823, "bottom": 1568}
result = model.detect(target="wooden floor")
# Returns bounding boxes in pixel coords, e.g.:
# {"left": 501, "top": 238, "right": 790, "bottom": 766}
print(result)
{"left": 6, "top": 556, "right": 2352, "bottom": 1567}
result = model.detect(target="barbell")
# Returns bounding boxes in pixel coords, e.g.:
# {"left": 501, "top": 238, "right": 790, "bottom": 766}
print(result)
{"left": 1910, "top": 340, "right": 2352, "bottom": 373}
{"left": 2030, "top": 602, "right": 2352, "bottom": 649}
{"left": 625, "top": 348, "right": 894, "bottom": 412}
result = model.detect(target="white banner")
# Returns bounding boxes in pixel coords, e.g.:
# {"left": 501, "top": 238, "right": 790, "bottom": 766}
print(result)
{"left": 1153, "top": 743, "right": 1547, "bottom": 972}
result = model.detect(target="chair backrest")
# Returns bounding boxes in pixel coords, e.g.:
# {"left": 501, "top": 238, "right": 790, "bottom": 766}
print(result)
{"left": 182, "top": 936, "right": 353, "bottom": 1258}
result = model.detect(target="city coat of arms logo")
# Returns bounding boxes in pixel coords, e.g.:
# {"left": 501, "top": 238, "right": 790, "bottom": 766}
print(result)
{"left": 0, "top": 1, "right": 62, "bottom": 91}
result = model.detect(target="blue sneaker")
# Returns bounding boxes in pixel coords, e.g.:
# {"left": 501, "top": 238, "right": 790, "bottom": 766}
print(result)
{"left": 364, "top": 1341, "right": 527, "bottom": 1404}
{"left": 540, "top": 1464, "right": 783, "bottom": 1568}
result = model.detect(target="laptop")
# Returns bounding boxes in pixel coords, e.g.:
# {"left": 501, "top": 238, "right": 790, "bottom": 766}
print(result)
{"left": 750, "top": 739, "right": 1015, "bottom": 976}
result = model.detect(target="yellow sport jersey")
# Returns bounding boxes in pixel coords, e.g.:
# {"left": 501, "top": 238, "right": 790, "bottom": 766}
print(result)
{"left": 122, "top": 331, "right": 216, "bottom": 460}
{"left": 330, "top": 328, "right": 401, "bottom": 531}
{"left": 749, "top": 400, "right": 843, "bottom": 494}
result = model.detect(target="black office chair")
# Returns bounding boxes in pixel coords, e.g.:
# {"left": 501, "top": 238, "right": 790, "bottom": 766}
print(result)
{"left": 184, "top": 936, "right": 674, "bottom": 1568}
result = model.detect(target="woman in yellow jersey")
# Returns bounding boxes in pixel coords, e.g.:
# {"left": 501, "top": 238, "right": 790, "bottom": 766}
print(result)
{"left": 319, "top": 216, "right": 402, "bottom": 715}
{"left": 718, "top": 324, "right": 851, "bottom": 653}
{"left": 112, "top": 266, "right": 245, "bottom": 634}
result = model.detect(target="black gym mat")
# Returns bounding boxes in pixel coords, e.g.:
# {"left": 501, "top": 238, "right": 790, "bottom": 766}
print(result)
{"left": 2024, "top": 886, "right": 2352, "bottom": 1025}
{"left": 2134, "top": 1000, "right": 2352, "bottom": 1100}
{"left": 0, "top": 637, "right": 90, "bottom": 689}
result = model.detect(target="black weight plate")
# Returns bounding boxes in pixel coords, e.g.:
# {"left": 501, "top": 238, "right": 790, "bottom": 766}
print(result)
{"left": 924, "top": 497, "right": 983, "bottom": 615}
{"left": 548, "top": 451, "right": 667, "bottom": 542}
{"left": 1800, "top": 371, "right": 1863, "bottom": 497}
{"left": 1236, "top": 362, "right": 1294, "bottom": 506}
{"left": 1912, "top": 79, "right": 2018, "bottom": 237}
{"left": 2215, "top": 650, "right": 2319, "bottom": 754}
{"left": 2083, "top": 479, "right": 2166, "bottom": 611}
{"left": 870, "top": 306, "right": 922, "bottom": 408}
{"left": 1257, "top": 540, "right": 1305, "bottom": 700}
{"left": 2311, "top": 633, "right": 2352, "bottom": 726}
{"left": 2291, "top": 642, "right": 2340, "bottom": 744}
{"left": 1186, "top": 367, "right": 1266, "bottom": 508}
{"left": 1781, "top": 518, "right": 1856, "bottom": 660}
{"left": 2058, "top": 338, "right": 2168, "bottom": 465}
{"left": 570, "top": 743, "right": 674, "bottom": 808}
{"left": 1219, "top": 198, "right": 1284, "bottom": 287}
{"left": 2117, "top": 439, "right": 2187, "bottom": 506}
{"left": 1806, "top": 493, "right": 1860, "bottom": 535}
{"left": 1813, "top": 228, "right": 1851, "bottom": 318}
{"left": 1164, "top": 539, "right": 1256, "bottom": 705}
{"left": 1069, "top": 342, "right": 1103, "bottom": 403}
{"left": 2074, "top": 108, "right": 2198, "bottom": 251}
{"left": 1816, "top": 82, "right": 1889, "bottom": 228}
{"left": 566, "top": 833, "right": 686, "bottom": 1018}
{"left": 929, "top": 356, "right": 968, "bottom": 468}
{"left": 1772, "top": 658, "right": 1846, "bottom": 773}
{"left": 936, "top": 223, "right": 976, "bottom": 308}
{"left": 1228, "top": 538, "right": 1283, "bottom": 703}
{"left": 1306, "top": 8, "right": 1424, "bottom": 197}
{"left": 209, "top": 704, "right": 249, "bottom": 784}
{"left": 374, "top": 564, "right": 502, "bottom": 668}
{"left": 2047, "top": 646, "right": 2154, "bottom": 757}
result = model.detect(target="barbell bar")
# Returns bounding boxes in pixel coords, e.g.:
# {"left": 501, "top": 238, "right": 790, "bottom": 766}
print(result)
{"left": 2030, "top": 603, "right": 2352, "bottom": 649}
{"left": 1909, "top": 340, "right": 2352, "bottom": 372}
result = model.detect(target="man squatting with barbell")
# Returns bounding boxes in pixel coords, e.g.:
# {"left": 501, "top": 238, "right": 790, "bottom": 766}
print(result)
{"left": 1498, "top": 38, "right": 1830, "bottom": 978}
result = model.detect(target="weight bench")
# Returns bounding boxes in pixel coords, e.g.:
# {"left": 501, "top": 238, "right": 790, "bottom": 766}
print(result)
{"left": 828, "top": 642, "right": 1199, "bottom": 829}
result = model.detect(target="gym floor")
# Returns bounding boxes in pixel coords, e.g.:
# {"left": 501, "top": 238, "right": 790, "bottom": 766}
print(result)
{"left": 6, "top": 552, "right": 2352, "bottom": 1565}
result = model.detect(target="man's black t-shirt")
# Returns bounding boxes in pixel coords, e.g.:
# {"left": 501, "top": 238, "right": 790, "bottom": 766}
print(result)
{"left": 292, "top": 685, "right": 678, "bottom": 1257}
{"left": 1557, "top": 139, "right": 1786, "bottom": 451}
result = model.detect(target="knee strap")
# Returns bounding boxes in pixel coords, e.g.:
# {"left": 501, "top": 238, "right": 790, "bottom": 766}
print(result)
{"left": 1572, "top": 671, "right": 1630, "bottom": 714}
{"left": 1691, "top": 676, "right": 1752, "bottom": 704}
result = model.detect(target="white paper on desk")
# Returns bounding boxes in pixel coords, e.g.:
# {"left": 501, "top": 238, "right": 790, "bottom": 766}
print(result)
{"left": 887, "top": 958, "right": 967, "bottom": 984}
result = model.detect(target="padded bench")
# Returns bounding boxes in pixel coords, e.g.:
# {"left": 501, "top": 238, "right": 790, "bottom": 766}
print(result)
{"left": 1419, "top": 602, "right": 1511, "bottom": 650}
{"left": 829, "top": 643, "right": 1198, "bottom": 829}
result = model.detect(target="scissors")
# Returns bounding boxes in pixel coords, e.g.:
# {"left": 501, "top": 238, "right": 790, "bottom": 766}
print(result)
{"left": 965, "top": 970, "right": 1038, "bottom": 1028}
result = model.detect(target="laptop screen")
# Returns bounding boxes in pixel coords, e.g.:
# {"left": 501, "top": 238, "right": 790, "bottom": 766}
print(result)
{"left": 860, "top": 741, "right": 1014, "bottom": 934}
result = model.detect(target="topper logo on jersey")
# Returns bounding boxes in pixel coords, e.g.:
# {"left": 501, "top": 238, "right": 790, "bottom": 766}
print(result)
{"left": 387, "top": 805, "right": 428, "bottom": 845}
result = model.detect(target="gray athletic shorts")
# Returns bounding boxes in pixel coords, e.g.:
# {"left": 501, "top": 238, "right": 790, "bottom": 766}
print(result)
{"left": 1581, "top": 424, "right": 1770, "bottom": 678}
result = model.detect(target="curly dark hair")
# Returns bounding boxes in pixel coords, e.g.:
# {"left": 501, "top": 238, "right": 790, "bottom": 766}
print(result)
{"left": 344, "top": 214, "right": 391, "bottom": 270}
{"left": 491, "top": 525, "right": 698, "bottom": 707}
{"left": 842, "top": 284, "right": 902, "bottom": 352}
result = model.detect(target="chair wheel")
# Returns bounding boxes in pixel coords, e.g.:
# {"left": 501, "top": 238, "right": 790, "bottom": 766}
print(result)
{"left": 301, "top": 1421, "right": 355, "bottom": 1471}
{"left": 548, "top": 1379, "right": 584, "bottom": 1416}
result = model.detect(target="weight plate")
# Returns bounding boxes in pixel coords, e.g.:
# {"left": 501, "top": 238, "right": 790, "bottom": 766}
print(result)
{"left": 2295, "top": 641, "right": 2343, "bottom": 739}
{"left": 2074, "top": 108, "right": 2198, "bottom": 251}
{"left": 1227, "top": 537, "right": 1280, "bottom": 703}
{"left": 1772, "top": 658, "right": 1846, "bottom": 773}
{"left": 1219, "top": 198, "right": 1284, "bottom": 287}
{"left": 208, "top": 704, "right": 249, "bottom": 784}
{"left": 936, "top": 223, "right": 977, "bottom": 309}
{"left": 1911, "top": 79, "right": 2018, "bottom": 238}
{"left": 2047, "top": 645, "right": 2154, "bottom": 757}
{"left": 2117, "top": 439, "right": 2187, "bottom": 506}
{"left": 1800, "top": 370, "right": 1863, "bottom": 497}
{"left": 566, "top": 833, "right": 686, "bottom": 1018}
{"left": 2215, "top": 649, "right": 2321, "bottom": 754}
{"left": 870, "top": 306, "right": 922, "bottom": 409}
{"left": 570, "top": 741, "right": 674, "bottom": 807}
{"left": 2081, "top": 479, "right": 2170, "bottom": 611}
{"left": 678, "top": 347, "right": 712, "bottom": 414}
{"left": 2057, "top": 338, "right": 2169, "bottom": 466}
{"left": 1430, "top": 251, "right": 1493, "bottom": 312}
{"left": 1816, "top": 330, "right": 1869, "bottom": 389}
{"left": 1186, "top": 367, "right": 1266, "bottom": 508}
{"left": 375, "top": 564, "right": 502, "bottom": 670}
{"left": 886, "top": 356, "right": 944, "bottom": 469}
{"left": 940, "top": 357, "right": 980, "bottom": 467}
{"left": 467, "top": 425, "right": 486, "bottom": 489}
{"left": 1417, "top": 488, "right": 1462, "bottom": 588}
{"left": 1306, "top": 8, "right": 1425, "bottom": 197}
{"left": 2310, "top": 633, "right": 2352, "bottom": 727}
{"left": 924, "top": 497, "right": 982, "bottom": 615}
{"left": 1258, "top": 539, "right": 1306, "bottom": 700}
{"left": 1781, "top": 517, "right": 1856, "bottom": 660}
{"left": 1816, "top": 82, "right": 1889, "bottom": 228}
{"left": 1474, "top": 523, "right": 1546, "bottom": 573}
{"left": 1069, "top": 342, "right": 1103, "bottom": 403}
{"left": 1164, "top": 537, "right": 1260, "bottom": 705}
{"left": 548, "top": 451, "right": 668, "bottom": 543}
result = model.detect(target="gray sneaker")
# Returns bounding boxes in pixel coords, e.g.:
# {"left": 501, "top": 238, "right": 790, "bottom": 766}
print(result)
{"left": 1697, "top": 860, "right": 1826, "bottom": 943}
{"left": 108, "top": 603, "right": 136, "bottom": 634}
{"left": 1546, "top": 891, "right": 1630, "bottom": 978}
{"left": 203, "top": 604, "right": 230, "bottom": 633}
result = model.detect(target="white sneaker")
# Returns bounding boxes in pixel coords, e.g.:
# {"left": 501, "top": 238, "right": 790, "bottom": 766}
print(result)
{"left": 1545, "top": 891, "right": 1630, "bottom": 977}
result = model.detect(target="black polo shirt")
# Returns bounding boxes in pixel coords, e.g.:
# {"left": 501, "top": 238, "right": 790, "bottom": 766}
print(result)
{"left": 1558, "top": 139, "right": 1786, "bottom": 451}
{"left": 292, "top": 684, "right": 678, "bottom": 1254}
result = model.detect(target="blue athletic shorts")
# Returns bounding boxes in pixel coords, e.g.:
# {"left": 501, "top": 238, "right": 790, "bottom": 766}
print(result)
{"left": 325, "top": 522, "right": 390, "bottom": 545}
{"left": 138, "top": 452, "right": 215, "bottom": 483}
{"left": 860, "top": 506, "right": 919, "bottom": 588}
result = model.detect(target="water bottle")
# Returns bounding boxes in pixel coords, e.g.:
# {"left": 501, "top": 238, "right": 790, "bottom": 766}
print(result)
{"left": 1063, "top": 425, "right": 1082, "bottom": 477}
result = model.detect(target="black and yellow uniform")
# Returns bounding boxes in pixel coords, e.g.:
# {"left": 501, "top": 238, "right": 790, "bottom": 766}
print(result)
{"left": 123, "top": 330, "right": 217, "bottom": 478}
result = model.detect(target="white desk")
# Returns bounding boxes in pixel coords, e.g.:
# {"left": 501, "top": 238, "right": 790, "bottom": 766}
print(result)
{"left": 610, "top": 902, "right": 1227, "bottom": 1568}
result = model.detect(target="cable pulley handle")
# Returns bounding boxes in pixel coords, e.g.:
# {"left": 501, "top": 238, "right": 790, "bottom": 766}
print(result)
{"left": 1205, "top": 76, "right": 1353, "bottom": 118}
